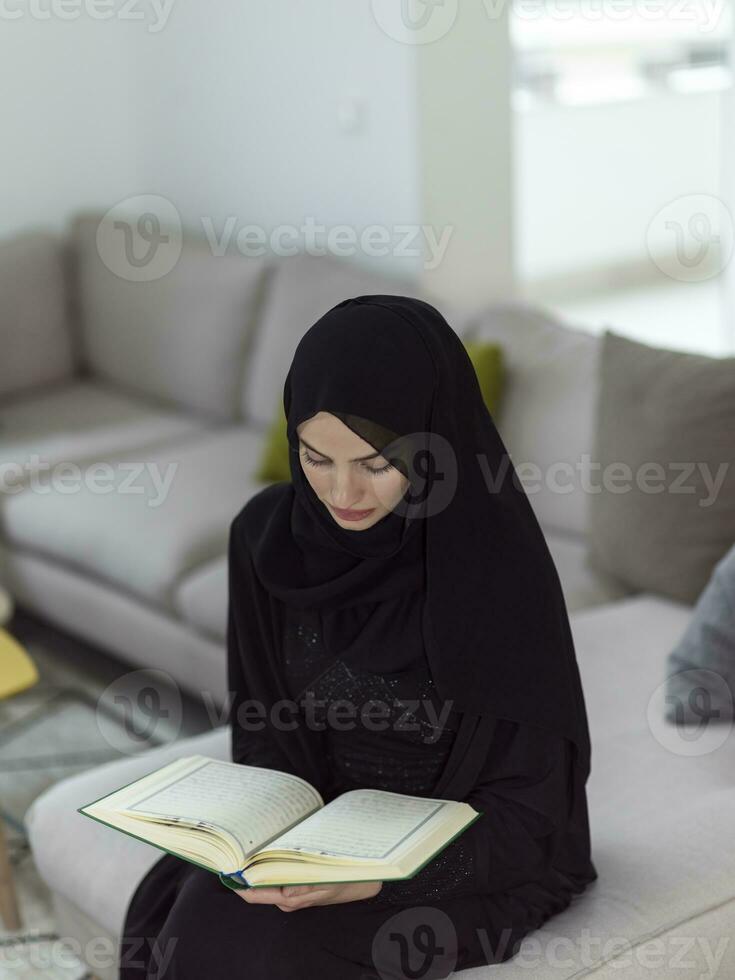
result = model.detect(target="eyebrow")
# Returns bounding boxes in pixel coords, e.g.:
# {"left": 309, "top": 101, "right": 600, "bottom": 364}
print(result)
{"left": 298, "top": 437, "right": 381, "bottom": 462}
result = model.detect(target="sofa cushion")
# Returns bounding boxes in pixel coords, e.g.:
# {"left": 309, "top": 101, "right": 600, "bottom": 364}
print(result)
{"left": 587, "top": 329, "right": 735, "bottom": 605}
{"left": 254, "top": 401, "right": 292, "bottom": 483}
{"left": 549, "top": 595, "right": 735, "bottom": 973}
{"left": 173, "top": 554, "right": 227, "bottom": 641}
{"left": 1, "top": 426, "right": 265, "bottom": 608}
{"left": 468, "top": 302, "right": 600, "bottom": 538}
{"left": 544, "top": 530, "right": 634, "bottom": 614}
{"left": 240, "top": 252, "right": 422, "bottom": 428}
{"left": 24, "top": 727, "right": 229, "bottom": 939}
{"left": 664, "top": 540, "right": 735, "bottom": 724}
{"left": 463, "top": 340, "right": 505, "bottom": 418}
{"left": 71, "top": 212, "right": 269, "bottom": 422}
{"left": 0, "top": 231, "right": 77, "bottom": 400}
{"left": 0, "top": 379, "right": 207, "bottom": 495}
{"left": 28, "top": 595, "right": 735, "bottom": 979}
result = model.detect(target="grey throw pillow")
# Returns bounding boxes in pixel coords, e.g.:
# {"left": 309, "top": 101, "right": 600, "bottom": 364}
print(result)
{"left": 587, "top": 329, "right": 735, "bottom": 604}
{"left": 665, "top": 543, "right": 735, "bottom": 724}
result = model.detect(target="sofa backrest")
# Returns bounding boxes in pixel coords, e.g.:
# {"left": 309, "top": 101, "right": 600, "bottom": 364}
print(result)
{"left": 468, "top": 302, "right": 601, "bottom": 540}
{"left": 0, "top": 231, "right": 78, "bottom": 403}
{"left": 70, "top": 212, "right": 271, "bottom": 422}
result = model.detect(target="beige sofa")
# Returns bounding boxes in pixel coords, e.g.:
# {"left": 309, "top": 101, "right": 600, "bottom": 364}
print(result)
{"left": 4, "top": 212, "right": 732, "bottom": 977}
{"left": 0, "top": 212, "right": 467, "bottom": 701}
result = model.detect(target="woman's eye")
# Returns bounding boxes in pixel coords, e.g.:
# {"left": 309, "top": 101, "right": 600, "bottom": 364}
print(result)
{"left": 301, "top": 452, "right": 393, "bottom": 476}
{"left": 302, "top": 452, "right": 329, "bottom": 469}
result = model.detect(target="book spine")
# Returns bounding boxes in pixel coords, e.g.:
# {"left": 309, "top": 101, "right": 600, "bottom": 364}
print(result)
{"left": 218, "top": 870, "right": 250, "bottom": 891}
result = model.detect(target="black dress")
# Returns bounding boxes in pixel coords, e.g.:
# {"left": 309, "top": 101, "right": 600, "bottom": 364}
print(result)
{"left": 119, "top": 605, "right": 596, "bottom": 979}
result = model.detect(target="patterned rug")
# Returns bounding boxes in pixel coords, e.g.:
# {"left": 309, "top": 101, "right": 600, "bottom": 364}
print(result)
{"left": 0, "top": 684, "right": 167, "bottom": 836}
{"left": 0, "top": 611, "right": 210, "bottom": 979}
{"left": 0, "top": 820, "right": 92, "bottom": 980}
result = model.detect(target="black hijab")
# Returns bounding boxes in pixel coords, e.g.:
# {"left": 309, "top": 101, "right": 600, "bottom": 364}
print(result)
{"left": 228, "top": 294, "right": 592, "bottom": 801}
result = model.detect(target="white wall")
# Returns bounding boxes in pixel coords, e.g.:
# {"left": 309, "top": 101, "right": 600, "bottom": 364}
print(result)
{"left": 416, "top": 0, "right": 515, "bottom": 309}
{"left": 0, "top": 0, "right": 424, "bottom": 281}
{"left": 131, "top": 0, "right": 423, "bottom": 279}
{"left": 0, "top": 13, "right": 144, "bottom": 237}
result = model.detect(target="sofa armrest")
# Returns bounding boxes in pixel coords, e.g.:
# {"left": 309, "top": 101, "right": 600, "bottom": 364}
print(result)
{"left": 0, "top": 230, "right": 79, "bottom": 404}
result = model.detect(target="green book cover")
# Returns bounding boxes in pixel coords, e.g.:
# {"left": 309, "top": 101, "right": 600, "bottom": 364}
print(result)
{"left": 77, "top": 796, "right": 483, "bottom": 892}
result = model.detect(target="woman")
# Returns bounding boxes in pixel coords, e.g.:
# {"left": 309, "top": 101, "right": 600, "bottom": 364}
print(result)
{"left": 120, "top": 294, "right": 598, "bottom": 979}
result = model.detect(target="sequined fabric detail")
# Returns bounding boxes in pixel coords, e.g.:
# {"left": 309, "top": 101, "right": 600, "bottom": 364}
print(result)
{"left": 365, "top": 839, "right": 476, "bottom": 906}
{"left": 282, "top": 618, "right": 324, "bottom": 678}
{"left": 279, "top": 607, "right": 478, "bottom": 899}
{"left": 301, "top": 658, "right": 455, "bottom": 740}
{"left": 311, "top": 659, "right": 457, "bottom": 795}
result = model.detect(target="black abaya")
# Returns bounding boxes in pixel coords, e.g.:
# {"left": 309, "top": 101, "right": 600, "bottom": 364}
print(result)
{"left": 119, "top": 717, "right": 593, "bottom": 978}
{"left": 119, "top": 292, "right": 599, "bottom": 977}
{"left": 119, "top": 604, "right": 596, "bottom": 978}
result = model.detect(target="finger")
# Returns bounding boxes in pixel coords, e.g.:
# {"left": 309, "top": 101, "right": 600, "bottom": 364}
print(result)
{"left": 279, "top": 887, "right": 335, "bottom": 911}
{"left": 239, "top": 887, "right": 284, "bottom": 904}
{"left": 291, "top": 887, "right": 339, "bottom": 906}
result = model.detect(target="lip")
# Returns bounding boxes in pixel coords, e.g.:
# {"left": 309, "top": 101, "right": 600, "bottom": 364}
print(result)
{"left": 330, "top": 504, "right": 375, "bottom": 521}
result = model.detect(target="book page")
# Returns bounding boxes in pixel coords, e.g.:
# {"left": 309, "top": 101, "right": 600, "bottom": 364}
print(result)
{"left": 263, "top": 789, "right": 450, "bottom": 860}
{"left": 123, "top": 759, "right": 323, "bottom": 858}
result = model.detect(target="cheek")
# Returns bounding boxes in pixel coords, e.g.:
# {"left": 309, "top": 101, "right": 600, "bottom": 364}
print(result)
{"left": 302, "top": 466, "right": 326, "bottom": 493}
{"left": 378, "top": 473, "right": 409, "bottom": 507}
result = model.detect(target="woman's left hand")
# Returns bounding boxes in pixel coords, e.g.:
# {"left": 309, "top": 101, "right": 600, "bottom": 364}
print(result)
{"left": 235, "top": 880, "right": 382, "bottom": 911}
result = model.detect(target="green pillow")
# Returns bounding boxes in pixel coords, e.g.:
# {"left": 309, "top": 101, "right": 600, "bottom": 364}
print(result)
{"left": 255, "top": 340, "right": 504, "bottom": 484}
{"left": 463, "top": 340, "right": 504, "bottom": 420}
{"left": 254, "top": 402, "right": 291, "bottom": 484}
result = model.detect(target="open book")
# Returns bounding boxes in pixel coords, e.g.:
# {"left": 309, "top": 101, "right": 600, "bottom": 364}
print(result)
{"left": 78, "top": 754, "right": 482, "bottom": 890}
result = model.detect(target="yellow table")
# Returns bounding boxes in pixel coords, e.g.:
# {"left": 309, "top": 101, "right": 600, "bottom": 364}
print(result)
{"left": 0, "top": 628, "right": 38, "bottom": 699}
{"left": 0, "top": 626, "right": 39, "bottom": 931}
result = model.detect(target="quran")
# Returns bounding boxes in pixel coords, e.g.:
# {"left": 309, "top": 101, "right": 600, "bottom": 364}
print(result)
{"left": 78, "top": 754, "right": 482, "bottom": 891}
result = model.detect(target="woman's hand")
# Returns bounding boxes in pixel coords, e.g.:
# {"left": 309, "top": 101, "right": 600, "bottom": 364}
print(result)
{"left": 235, "top": 880, "right": 382, "bottom": 911}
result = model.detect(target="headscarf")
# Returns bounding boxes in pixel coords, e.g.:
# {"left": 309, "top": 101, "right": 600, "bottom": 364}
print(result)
{"left": 228, "top": 295, "right": 592, "bottom": 800}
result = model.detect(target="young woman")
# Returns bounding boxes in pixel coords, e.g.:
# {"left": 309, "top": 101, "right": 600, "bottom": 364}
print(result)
{"left": 120, "top": 294, "right": 597, "bottom": 978}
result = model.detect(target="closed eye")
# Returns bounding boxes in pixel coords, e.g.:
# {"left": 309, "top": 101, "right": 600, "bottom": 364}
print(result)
{"left": 301, "top": 451, "right": 394, "bottom": 476}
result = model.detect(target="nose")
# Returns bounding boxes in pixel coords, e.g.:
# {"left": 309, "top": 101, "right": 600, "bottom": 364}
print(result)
{"left": 328, "top": 468, "right": 368, "bottom": 509}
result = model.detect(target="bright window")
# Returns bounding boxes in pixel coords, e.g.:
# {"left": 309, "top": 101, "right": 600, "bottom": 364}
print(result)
{"left": 511, "top": 0, "right": 733, "bottom": 107}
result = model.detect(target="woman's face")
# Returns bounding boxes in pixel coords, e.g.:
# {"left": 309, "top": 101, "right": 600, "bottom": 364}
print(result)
{"left": 296, "top": 412, "right": 410, "bottom": 530}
